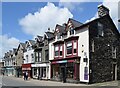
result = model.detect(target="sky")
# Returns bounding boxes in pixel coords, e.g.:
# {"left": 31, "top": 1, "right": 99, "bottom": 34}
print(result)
{"left": 0, "top": 0, "right": 120, "bottom": 58}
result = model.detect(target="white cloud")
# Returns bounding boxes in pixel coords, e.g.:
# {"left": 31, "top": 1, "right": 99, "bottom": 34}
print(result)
{"left": 59, "top": 1, "right": 82, "bottom": 11}
{"left": 0, "top": 34, "right": 20, "bottom": 58}
{"left": 19, "top": 2, "right": 73, "bottom": 37}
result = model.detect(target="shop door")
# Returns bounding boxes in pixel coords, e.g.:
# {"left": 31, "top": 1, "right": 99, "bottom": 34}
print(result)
{"left": 61, "top": 67, "right": 66, "bottom": 83}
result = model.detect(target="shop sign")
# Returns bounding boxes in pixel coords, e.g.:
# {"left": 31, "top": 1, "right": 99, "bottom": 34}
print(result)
{"left": 57, "top": 60, "right": 67, "bottom": 63}
{"left": 22, "top": 67, "right": 31, "bottom": 70}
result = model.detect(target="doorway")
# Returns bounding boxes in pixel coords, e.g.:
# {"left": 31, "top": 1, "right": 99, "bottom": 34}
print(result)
{"left": 113, "top": 64, "right": 117, "bottom": 80}
{"left": 61, "top": 67, "right": 66, "bottom": 83}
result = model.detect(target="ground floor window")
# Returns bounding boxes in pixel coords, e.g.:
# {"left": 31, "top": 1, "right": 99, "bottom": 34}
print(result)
{"left": 66, "top": 63, "right": 74, "bottom": 79}
{"left": 41, "top": 67, "right": 46, "bottom": 78}
{"left": 52, "top": 64, "right": 60, "bottom": 78}
{"left": 33, "top": 68, "right": 38, "bottom": 77}
{"left": 51, "top": 61, "right": 79, "bottom": 81}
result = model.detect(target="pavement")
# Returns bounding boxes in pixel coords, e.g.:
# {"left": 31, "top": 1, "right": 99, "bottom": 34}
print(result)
{"left": 0, "top": 75, "right": 119, "bottom": 88}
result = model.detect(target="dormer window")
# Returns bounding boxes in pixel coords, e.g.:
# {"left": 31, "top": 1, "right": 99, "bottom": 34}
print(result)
{"left": 68, "top": 21, "right": 72, "bottom": 28}
{"left": 68, "top": 21, "right": 74, "bottom": 35}
{"left": 27, "top": 46, "right": 32, "bottom": 51}
{"left": 57, "top": 33, "right": 61, "bottom": 40}
{"left": 70, "top": 27, "right": 74, "bottom": 35}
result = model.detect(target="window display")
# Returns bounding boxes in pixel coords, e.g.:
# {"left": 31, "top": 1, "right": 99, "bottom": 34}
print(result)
{"left": 66, "top": 63, "right": 74, "bottom": 78}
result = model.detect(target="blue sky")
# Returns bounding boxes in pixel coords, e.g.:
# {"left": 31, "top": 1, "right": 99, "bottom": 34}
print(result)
{"left": 1, "top": 1, "right": 119, "bottom": 58}
{"left": 2, "top": 2, "right": 101, "bottom": 41}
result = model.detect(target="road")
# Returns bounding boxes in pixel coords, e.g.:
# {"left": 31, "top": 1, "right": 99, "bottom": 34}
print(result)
{"left": 0, "top": 76, "right": 119, "bottom": 88}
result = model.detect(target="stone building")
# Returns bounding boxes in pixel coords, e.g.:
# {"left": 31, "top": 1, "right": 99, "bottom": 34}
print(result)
{"left": 49, "top": 4, "right": 120, "bottom": 83}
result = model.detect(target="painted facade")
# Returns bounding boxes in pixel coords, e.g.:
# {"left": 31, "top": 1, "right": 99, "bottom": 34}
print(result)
{"left": 22, "top": 40, "right": 35, "bottom": 78}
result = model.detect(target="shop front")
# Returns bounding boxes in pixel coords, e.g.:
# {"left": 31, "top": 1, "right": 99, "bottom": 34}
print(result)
{"left": 22, "top": 64, "right": 31, "bottom": 78}
{"left": 31, "top": 63, "right": 50, "bottom": 80}
{"left": 50, "top": 57, "right": 80, "bottom": 83}
{"left": 5, "top": 66, "right": 15, "bottom": 76}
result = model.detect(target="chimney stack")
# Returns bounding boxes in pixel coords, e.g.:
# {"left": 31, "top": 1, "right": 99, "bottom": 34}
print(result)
{"left": 98, "top": 4, "right": 109, "bottom": 17}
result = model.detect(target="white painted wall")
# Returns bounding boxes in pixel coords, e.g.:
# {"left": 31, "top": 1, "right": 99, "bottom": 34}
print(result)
{"left": 24, "top": 49, "right": 34, "bottom": 64}
{"left": 76, "top": 26, "right": 89, "bottom": 82}
{"left": 49, "top": 27, "right": 89, "bottom": 83}
{"left": 49, "top": 40, "right": 54, "bottom": 60}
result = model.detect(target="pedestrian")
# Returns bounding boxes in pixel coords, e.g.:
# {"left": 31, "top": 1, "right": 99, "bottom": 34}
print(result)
{"left": 26, "top": 71, "right": 28, "bottom": 80}
{"left": 23, "top": 71, "right": 26, "bottom": 80}
{"left": 2, "top": 72, "right": 4, "bottom": 76}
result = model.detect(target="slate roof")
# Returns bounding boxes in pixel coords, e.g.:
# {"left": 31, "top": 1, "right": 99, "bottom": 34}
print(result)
{"left": 20, "top": 43, "right": 26, "bottom": 49}
{"left": 75, "top": 14, "right": 120, "bottom": 37}
{"left": 55, "top": 24, "right": 66, "bottom": 35}
{"left": 45, "top": 31, "right": 54, "bottom": 40}
{"left": 29, "top": 40, "right": 36, "bottom": 46}
{"left": 36, "top": 35, "right": 43, "bottom": 42}
{"left": 13, "top": 48, "right": 17, "bottom": 54}
{"left": 69, "top": 18, "right": 83, "bottom": 28}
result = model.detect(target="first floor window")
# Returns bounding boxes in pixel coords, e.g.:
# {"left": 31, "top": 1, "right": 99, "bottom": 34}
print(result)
{"left": 26, "top": 55, "right": 28, "bottom": 62}
{"left": 35, "top": 52, "right": 38, "bottom": 62}
{"left": 31, "top": 54, "right": 34, "bottom": 58}
{"left": 66, "top": 42, "right": 72, "bottom": 55}
{"left": 55, "top": 46, "right": 59, "bottom": 56}
{"left": 60, "top": 45, "right": 63, "bottom": 56}
{"left": 112, "top": 46, "right": 116, "bottom": 58}
{"left": 45, "top": 50, "right": 49, "bottom": 61}
{"left": 38, "top": 52, "right": 41, "bottom": 62}
{"left": 73, "top": 41, "right": 77, "bottom": 54}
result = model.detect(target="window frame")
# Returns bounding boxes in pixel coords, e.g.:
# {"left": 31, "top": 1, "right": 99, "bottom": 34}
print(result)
{"left": 98, "top": 22, "right": 104, "bottom": 37}
{"left": 66, "top": 40, "right": 78, "bottom": 57}
{"left": 112, "top": 46, "right": 116, "bottom": 58}
{"left": 54, "top": 44, "right": 64, "bottom": 58}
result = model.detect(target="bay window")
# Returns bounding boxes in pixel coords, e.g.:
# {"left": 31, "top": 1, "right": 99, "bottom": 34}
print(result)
{"left": 55, "top": 46, "right": 59, "bottom": 56}
{"left": 54, "top": 44, "right": 63, "bottom": 58}
{"left": 60, "top": 45, "right": 63, "bottom": 56}
{"left": 66, "top": 42, "right": 72, "bottom": 55}
{"left": 73, "top": 41, "right": 77, "bottom": 54}
{"left": 66, "top": 40, "right": 77, "bottom": 56}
